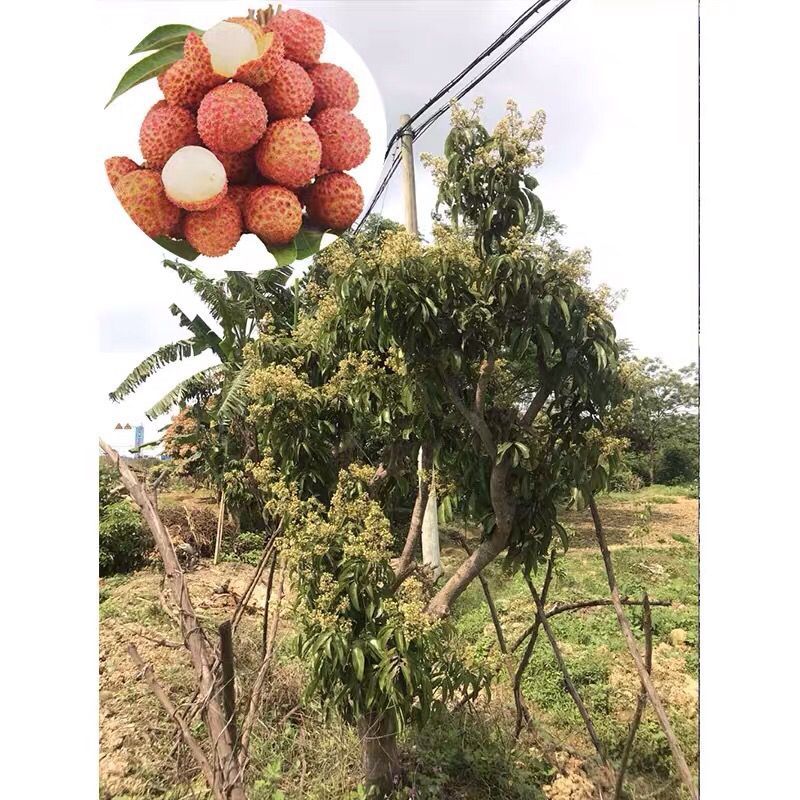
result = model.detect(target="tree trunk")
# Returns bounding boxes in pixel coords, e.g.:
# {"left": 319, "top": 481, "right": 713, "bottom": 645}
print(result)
{"left": 358, "top": 713, "right": 400, "bottom": 797}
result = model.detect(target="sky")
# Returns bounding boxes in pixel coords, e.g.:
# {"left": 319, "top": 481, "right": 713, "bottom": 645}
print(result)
{"left": 97, "top": 0, "right": 699, "bottom": 445}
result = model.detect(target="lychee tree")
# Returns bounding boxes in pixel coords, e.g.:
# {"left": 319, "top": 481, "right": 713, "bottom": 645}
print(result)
{"left": 236, "top": 101, "right": 624, "bottom": 794}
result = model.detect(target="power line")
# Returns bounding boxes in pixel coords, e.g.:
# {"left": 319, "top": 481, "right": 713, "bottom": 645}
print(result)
{"left": 356, "top": 0, "right": 574, "bottom": 233}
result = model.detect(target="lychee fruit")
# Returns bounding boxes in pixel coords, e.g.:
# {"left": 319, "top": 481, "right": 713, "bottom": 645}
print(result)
{"left": 258, "top": 59, "right": 314, "bottom": 120}
{"left": 307, "top": 63, "right": 358, "bottom": 114}
{"left": 304, "top": 172, "right": 363, "bottom": 231}
{"left": 213, "top": 149, "right": 256, "bottom": 185}
{"left": 266, "top": 10, "right": 324, "bottom": 66}
{"left": 185, "top": 22, "right": 283, "bottom": 88}
{"left": 105, "top": 156, "right": 139, "bottom": 188}
{"left": 254, "top": 119, "right": 321, "bottom": 188}
{"left": 114, "top": 169, "right": 182, "bottom": 238}
{"left": 158, "top": 58, "right": 223, "bottom": 109}
{"left": 184, "top": 197, "right": 243, "bottom": 256}
{"left": 161, "top": 146, "right": 227, "bottom": 211}
{"left": 197, "top": 82, "right": 268, "bottom": 154}
{"left": 244, "top": 185, "right": 302, "bottom": 244}
{"left": 139, "top": 101, "right": 200, "bottom": 170}
{"left": 311, "top": 109, "right": 370, "bottom": 171}
{"left": 226, "top": 185, "right": 255, "bottom": 224}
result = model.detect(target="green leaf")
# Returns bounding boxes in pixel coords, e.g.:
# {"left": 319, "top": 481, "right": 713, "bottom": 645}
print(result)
{"left": 351, "top": 645, "right": 365, "bottom": 682}
{"left": 106, "top": 42, "right": 185, "bottom": 107}
{"left": 265, "top": 238, "right": 298, "bottom": 267}
{"left": 130, "top": 24, "right": 202, "bottom": 54}
{"left": 294, "top": 226, "right": 327, "bottom": 260}
{"left": 152, "top": 237, "right": 200, "bottom": 261}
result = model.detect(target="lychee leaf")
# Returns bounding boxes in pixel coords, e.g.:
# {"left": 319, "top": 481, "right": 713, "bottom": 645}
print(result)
{"left": 106, "top": 42, "right": 185, "bottom": 107}
{"left": 294, "top": 227, "right": 328, "bottom": 261}
{"left": 130, "top": 24, "right": 203, "bottom": 54}
{"left": 264, "top": 239, "right": 298, "bottom": 267}
{"left": 152, "top": 237, "right": 200, "bottom": 261}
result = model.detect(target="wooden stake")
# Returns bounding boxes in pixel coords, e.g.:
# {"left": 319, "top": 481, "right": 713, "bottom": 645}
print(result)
{"left": 213, "top": 490, "right": 226, "bottom": 565}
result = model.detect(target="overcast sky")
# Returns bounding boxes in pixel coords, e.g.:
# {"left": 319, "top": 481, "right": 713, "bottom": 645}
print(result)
{"left": 98, "top": 0, "right": 698, "bottom": 441}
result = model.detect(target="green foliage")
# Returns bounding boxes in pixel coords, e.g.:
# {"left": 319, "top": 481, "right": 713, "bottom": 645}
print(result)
{"left": 99, "top": 499, "right": 148, "bottom": 576}
{"left": 221, "top": 530, "right": 267, "bottom": 566}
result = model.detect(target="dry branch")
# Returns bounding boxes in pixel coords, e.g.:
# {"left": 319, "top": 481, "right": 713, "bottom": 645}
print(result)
{"left": 589, "top": 495, "right": 698, "bottom": 800}
{"left": 614, "top": 594, "right": 653, "bottom": 800}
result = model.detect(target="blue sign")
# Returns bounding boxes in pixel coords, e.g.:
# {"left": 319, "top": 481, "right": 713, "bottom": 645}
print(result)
{"left": 134, "top": 425, "right": 144, "bottom": 448}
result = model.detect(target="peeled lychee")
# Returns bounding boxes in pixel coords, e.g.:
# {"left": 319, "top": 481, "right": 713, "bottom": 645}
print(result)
{"left": 255, "top": 119, "right": 321, "bottom": 188}
{"left": 307, "top": 63, "right": 358, "bottom": 114}
{"left": 244, "top": 185, "right": 302, "bottom": 244}
{"left": 185, "top": 23, "right": 283, "bottom": 88}
{"left": 258, "top": 59, "right": 314, "bottom": 120}
{"left": 106, "top": 156, "right": 139, "bottom": 188}
{"left": 161, "top": 146, "right": 227, "bottom": 211}
{"left": 266, "top": 10, "right": 324, "bottom": 66}
{"left": 197, "top": 82, "right": 268, "bottom": 154}
{"left": 304, "top": 172, "right": 363, "bottom": 231}
{"left": 139, "top": 101, "right": 200, "bottom": 170}
{"left": 114, "top": 169, "right": 182, "bottom": 238}
{"left": 311, "top": 109, "right": 370, "bottom": 171}
{"left": 212, "top": 149, "right": 255, "bottom": 185}
{"left": 159, "top": 58, "right": 224, "bottom": 108}
{"left": 184, "top": 197, "right": 243, "bottom": 256}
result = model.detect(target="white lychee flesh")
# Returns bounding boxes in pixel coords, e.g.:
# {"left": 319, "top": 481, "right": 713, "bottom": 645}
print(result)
{"left": 161, "top": 146, "right": 226, "bottom": 209}
{"left": 202, "top": 21, "right": 259, "bottom": 78}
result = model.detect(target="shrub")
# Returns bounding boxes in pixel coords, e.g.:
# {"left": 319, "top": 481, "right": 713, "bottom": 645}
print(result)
{"left": 655, "top": 446, "right": 697, "bottom": 485}
{"left": 99, "top": 499, "right": 148, "bottom": 576}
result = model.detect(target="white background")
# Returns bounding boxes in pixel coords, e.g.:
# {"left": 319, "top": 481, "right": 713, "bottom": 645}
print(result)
{"left": 2, "top": 1, "right": 799, "bottom": 797}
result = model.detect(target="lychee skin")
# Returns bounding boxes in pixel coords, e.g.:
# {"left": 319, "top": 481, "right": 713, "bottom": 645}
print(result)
{"left": 311, "top": 109, "right": 370, "bottom": 171}
{"left": 114, "top": 170, "right": 182, "bottom": 238}
{"left": 197, "top": 82, "right": 268, "bottom": 154}
{"left": 258, "top": 59, "right": 314, "bottom": 120}
{"left": 184, "top": 197, "right": 243, "bottom": 256}
{"left": 307, "top": 63, "right": 358, "bottom": 114}
{"left": 226, "top": 185, "right": 255, "bottom": 226}
{"left": 214, "top": 149, "right": 256, "bottom": 185}
{"left": 304, "top": 172, "right": 363, "bottom": 231}
{"left": 255, "top": 119, "right": 321, "bottom": 188}
{"left": 159, "top": 57, "right": 225, "bottom": 108}
{"left": 266, "top": 10, "right": 325, "bottom": 66}
{"left": 245, "top": 185, "right": 303, "bottom": 244}
{"left": 105, "top": 156, "right": 139, "bottom": 188}
{"left": 228, "top": 20, "right": 285, "bottom": 86}
{"left": 139, "top": 101, "right": 200, "bottom": 170}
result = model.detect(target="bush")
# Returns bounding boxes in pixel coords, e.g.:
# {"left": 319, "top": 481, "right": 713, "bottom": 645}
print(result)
{"left": 99, "top": 499, "right": 148, "bottom": 576}
{"left": 608, "top": 467, "right": 643, "bottom": 493}
{"left": 655, "top": 446, "right": 697, "bottom": 485}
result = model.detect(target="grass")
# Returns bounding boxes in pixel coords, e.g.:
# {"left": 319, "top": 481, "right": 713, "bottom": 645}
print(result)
{"left": 99, "top": 486, "right": 698, "bottom": 800}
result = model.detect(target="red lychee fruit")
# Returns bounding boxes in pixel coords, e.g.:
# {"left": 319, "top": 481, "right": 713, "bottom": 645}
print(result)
{"left": 311, "top": 108, "right": 370, "bottom": 171}
{"left": 213, "top": 149, "right": 256, "bottom": 185}
{"left": 257, "top": 59, "right": 314, "bottom": 120}
{"left": 244, "top": 185, "right": 303, "bottom": 244}
{"left": 105, "top": 156, "right": 140, "bottom": 188}
{"left": 307, "top": 63, "right": 358, "bottom": 114}
{"left": 139, "top": 101, "right": 200, "bottom": 170}
{"left": 226, "top": 185, "right": 255, "bottom": 225}
{"left": 254, "top": 118, "right": 321, "bottom": 188}
{"left": 197, "top": 82, "right": 268, "bottom": 154}
{"left": 304, "top": 172, "right": 363, "bottom": 231}
{"left": 184, "top": 196, "right": 243, "bottom": 256}
{"left": 158, "top": 57, "right": 225, "bottom": 109}
{"left": 114, "top": 169, "right": 182, "bottom": 238}
{"left": 265, "top": 10, "right": 324, "bottom": 66}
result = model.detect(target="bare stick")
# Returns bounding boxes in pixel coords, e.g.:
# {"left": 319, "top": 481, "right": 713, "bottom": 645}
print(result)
{"left": 213, "top": 490, "right": 226, "bottom": 565}
{"left": 128, "top": 644, "right": 220, "bottom": 798}
{"left": 218, "top": 621, "right": 238, "bottom": 750}
{"left": 511, "top": 597, "right": 673, "bottom": 653}
{"left": 526, "top": 574, "right": 609, "bottom": 766}
{"left": 262, "top": 549, "right": 278, "bottom": 659}
{"left": 589, "top": 495, "right": 698, "bottom": 800}
{"left": 396, "top": 442, "right": 433, "bottom": 576}
{"left": 514, "top": 552, "right": 555, "bottom": 738}
{"left": 614, "top": 594, "right": 653, "bottom": 800}
{"left": 231, "top": 525, "right": 281, "bottom": 633}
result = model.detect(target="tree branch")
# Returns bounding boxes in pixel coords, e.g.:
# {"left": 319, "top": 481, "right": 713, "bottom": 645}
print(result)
{"left": 396, "top": 442, "right": 434, "bottom": 576}
{"left": 589, "top": 494, "right": 698, "bottom": 800}
{"left": 441, "top": 371, "right": 496, "bottom": 458}
{"left": 475, "top": 352, "right": 495, "bottom": 417}
{"left": 519, "top": 380, "right": 551, "bottom": 428}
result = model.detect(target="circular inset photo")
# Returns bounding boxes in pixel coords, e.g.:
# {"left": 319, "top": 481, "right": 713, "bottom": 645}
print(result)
{"left": 103, "top": 5, "right": 386, "bottom": 276}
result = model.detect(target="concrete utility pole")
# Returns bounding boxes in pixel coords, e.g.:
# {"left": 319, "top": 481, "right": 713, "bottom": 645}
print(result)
{"left": 400, "top": 114, "right": 441, "bottom": 579}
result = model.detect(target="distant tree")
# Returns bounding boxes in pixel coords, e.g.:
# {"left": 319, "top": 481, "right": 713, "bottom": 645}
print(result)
{"left": 621, "top": 357, "right": 698, "bottom": 484}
